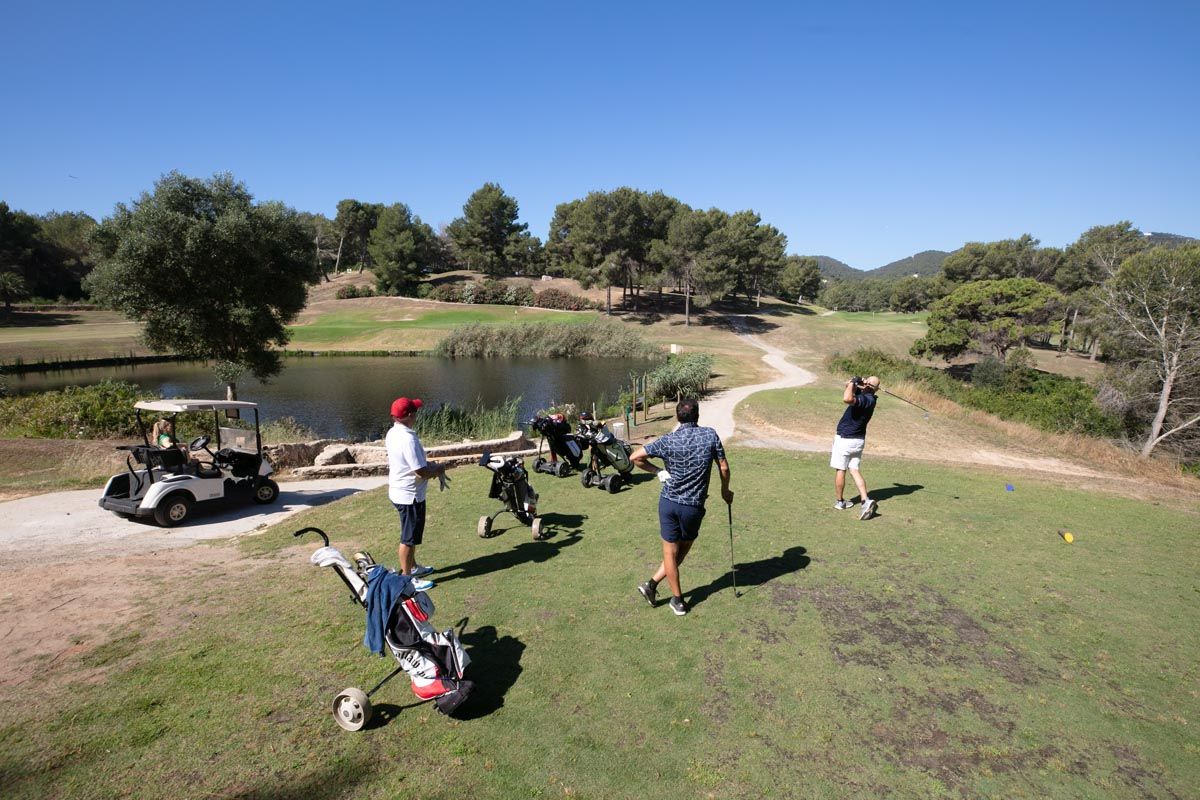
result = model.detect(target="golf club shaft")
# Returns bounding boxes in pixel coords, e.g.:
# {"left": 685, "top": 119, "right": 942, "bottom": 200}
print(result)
{"left": 882, "top": 388, "right": 930, "bottom": 414}
{"left": 727, "top": 504, "right": 738, "bottom": 597}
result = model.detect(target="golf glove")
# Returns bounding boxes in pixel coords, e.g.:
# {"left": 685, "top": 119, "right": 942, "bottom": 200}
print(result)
{"left": 657, "top": 469, "right": 672, "bottom": 483}
{"left": 438, "top": 472, "right": 452, "bottom": 492}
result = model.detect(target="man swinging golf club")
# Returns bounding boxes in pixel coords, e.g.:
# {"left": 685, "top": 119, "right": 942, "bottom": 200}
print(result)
{"left": 630, "top": 398, "right": 733, "bottom": 616}
{"left": 832, "top": 375, "right": 880, "bottom": 520}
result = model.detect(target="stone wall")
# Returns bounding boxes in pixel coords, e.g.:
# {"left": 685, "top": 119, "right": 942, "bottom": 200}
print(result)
{"left": 285, "top": 430, "right": 537, "bottom": 479}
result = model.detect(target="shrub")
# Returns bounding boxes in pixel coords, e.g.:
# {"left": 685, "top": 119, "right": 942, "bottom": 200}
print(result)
{"left": 0, "top": 381, "right": 154, "bottom": 438}
{"left": 534, "top": 288, "right": 596, "bottom": 311}
{"left": 414, "top": 397, "right": 521, "bottom": 444}
{"left": 427, "top": 283, "right": 460, "bottom": 303}
{"left": 335, "top": 285, "right": 359, "bottom": 299}
{"left": 827, "top": 348, "right": 1123, "bottom": 438}
{"left": 971, "top": 356, "right": 1006, "bottom": 390}
{"left": 646, "top": 353, "right": 716, "bottom": 400}
{"left": 435, "top": 319, "right": 658, "bottom": 359}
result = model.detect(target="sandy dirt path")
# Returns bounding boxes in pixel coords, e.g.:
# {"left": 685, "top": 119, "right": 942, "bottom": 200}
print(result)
{"left": 701, "top": 317, "right": 818, "bottom": 444}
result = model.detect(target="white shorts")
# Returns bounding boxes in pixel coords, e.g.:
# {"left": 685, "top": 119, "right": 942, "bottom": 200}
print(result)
{"left": 830, "top": 436, "right": 865, "bottom": 471}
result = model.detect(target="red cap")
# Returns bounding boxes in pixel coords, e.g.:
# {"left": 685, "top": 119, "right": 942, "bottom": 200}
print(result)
{"left": 390, "top": 397, "right": 423, "bottom": 418}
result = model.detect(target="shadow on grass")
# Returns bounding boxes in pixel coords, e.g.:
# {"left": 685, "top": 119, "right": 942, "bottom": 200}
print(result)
{"left": 225, "top": 754, "right": 373, "bottom": 799}
{"left": 456, "top": 623, "right": 525, "bottom": 719}
{"left": 435, "top": 532, "right": 583, "bottom": 584}
{"left": 688, "top": 545, "right": 811, "bottom": 607}
{"left": 538, "top": 511, "right": 586, "bottom": 536}
{"left": 871, "top": 483, "right": 924, "bottom": 501}
{"left": 0, "top": 311, "right": 86, "bottom": 328}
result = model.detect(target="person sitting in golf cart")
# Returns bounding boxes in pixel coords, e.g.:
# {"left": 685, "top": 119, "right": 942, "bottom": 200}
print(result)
{"left": 152, "top": 417, "right": 180, "bottom": 449}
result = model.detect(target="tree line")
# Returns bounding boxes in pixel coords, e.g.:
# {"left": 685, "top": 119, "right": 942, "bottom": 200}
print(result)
{"left": 2, "top": 173, "right": 1195, "bottom": 458}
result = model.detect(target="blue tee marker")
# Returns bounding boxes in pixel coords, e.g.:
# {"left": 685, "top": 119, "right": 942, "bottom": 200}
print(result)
{"left": 1005, "top": 484, "right": 1015, "bottom": 492}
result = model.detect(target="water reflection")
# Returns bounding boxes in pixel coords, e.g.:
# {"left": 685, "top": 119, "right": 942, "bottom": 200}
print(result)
{"left": 10, "top": 356, "right": 652, "bottom": 440}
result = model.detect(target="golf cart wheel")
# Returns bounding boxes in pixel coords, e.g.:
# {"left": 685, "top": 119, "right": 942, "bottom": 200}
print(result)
{"left": 531, "top": 517, "right": 546, "bottom": 540}
{"left": 554, "top": 461, "right": 570, "bottom": 478}
{"left": 477, "top": 516, "right": 492, "bottom": 538}
{"left": 580, "top": 469, "right": 595, "bottom": 488}
{"left": 253, "top": 479, "right": 280, "bottom": 504}
{"left": 153, "top": 493, "right": 193, "bottom": 527}
{"left": 332, "top": 687, "right": 372, "bottom": 732}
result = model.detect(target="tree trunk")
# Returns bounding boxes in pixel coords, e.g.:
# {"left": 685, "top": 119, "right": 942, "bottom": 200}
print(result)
{"left": 684, "top": 282, "right": 691, "bottom": 327}
{"left": 1141, "top": 370, "right": 1174, "bottom": 457}
{"left": 606, "top": 285, "right": 612, "bottom": 316}
{"left": 1089, "top": 337, "right": 1099, "bottom": 361}
{"left": 334, "top": 235, "right": 345, "bottom": 273}
{"left": 225, "top": 382, "right": 238, "bottom": 402}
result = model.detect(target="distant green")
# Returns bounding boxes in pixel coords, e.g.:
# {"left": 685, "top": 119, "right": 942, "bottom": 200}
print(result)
{"left": 289, "top": 307, "right": 597, "bottom": 345}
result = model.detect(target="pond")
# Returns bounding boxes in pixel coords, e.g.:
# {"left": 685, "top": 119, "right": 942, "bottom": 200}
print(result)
{"left": 7, "top": 356, "right": 654, "bottom": 440}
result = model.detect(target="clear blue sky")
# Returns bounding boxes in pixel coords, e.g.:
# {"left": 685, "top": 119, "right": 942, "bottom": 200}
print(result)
{"left": 2, "top": 1, "right": 1196, "bottom": 269}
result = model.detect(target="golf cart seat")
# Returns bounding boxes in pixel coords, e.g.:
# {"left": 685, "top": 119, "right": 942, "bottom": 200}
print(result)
{"left": 127, "top": 445, "right": 188, "bottom": 472}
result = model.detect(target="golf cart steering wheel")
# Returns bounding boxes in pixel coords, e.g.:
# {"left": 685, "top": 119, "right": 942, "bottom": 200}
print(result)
{"left": 188, "top": 436, "right": 210, "bottom": 453}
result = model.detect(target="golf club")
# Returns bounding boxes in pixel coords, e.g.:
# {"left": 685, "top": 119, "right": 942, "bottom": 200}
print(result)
{"left": 727, "top": 503, "right": 739, "bottom": 598}
{"left": 881, "top": 388, "right": 931, "bottom": 419}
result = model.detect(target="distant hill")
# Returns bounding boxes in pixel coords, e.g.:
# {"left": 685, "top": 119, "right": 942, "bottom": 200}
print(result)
{"left": 812, "top": 256, "right": 860, "bottom": 281}
{"left": 1145, "top": 231, "right": 1196, "bottom": 247}
{"left": 866, "top": 250, "right": 950, "bottom": 279}
{"left": 812, "top": 250, "right": 950, "bottom": 281}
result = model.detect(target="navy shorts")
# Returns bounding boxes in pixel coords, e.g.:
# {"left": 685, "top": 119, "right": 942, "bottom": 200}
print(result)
{"left": 394, "top": 500, "right": 426, "bottom": 546}
{"left": 658, "top": 495, "right": 705, "bottom": 543}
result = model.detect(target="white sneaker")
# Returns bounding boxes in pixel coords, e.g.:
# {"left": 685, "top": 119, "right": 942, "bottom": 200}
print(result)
{"left": 409, "top": 564, "right": 435, "bottom": 577}
{"left": 860, "top": 498, "right": 877, "bottom": 520}
{"left": 834, "top": 500, "right": 854, "bottom": 511}
{"left": 411, "top": 578, "right": 435, "bottom": 591}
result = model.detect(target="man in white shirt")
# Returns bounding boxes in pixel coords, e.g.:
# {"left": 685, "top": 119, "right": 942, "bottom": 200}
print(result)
{"left": 386, "top": 396, "right": 447, "bottom": 591}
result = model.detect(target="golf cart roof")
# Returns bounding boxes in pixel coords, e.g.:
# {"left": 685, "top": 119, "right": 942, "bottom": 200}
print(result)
{"left": 135, "top": 399, "right": 258, "bottom": 413}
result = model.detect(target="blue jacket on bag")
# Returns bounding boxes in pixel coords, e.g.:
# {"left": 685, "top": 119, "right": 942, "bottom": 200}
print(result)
{"left": 363, "top": 566, "right": 414, "bottom": 656}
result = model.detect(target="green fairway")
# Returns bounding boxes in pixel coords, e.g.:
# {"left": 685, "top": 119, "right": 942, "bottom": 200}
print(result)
{"left": 288, "top": 306, "right": 598, "bottom": 347}
{"left": 0, "top": 310, "right": 146, "bottom": 366}
{"left": 3, "top": 449, "right": 1196, "bottom": 799}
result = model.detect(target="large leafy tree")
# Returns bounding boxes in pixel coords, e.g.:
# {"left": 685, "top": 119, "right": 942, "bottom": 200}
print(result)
{"left": 777, "top": 255, "right": 822, "bottom": 304}
{"left": 445, "top": 183, "right": 542, "bottom": 276}
{"left": 911, "top": 278, "right": 1062, "bottom": 361}
{"left": 86, "top": 172, "right": 315, "bottom": 400}
{"left": 942, "top": 235, "right": 1062, "bottom": 284}
{"left": 1056, "top": 222, "right": 1150, "bottom": 356}
{"left": 333, "top": 199, "right": 383, "bottom": 272}
{"left": 1098, "top": 245, "right": 1200, "bottom": 457}
{"left": 0, "top": 270, "right": 30, "bottom": 315}
{"left": 368, "top": 203, "right": 444, "bottom": 296}
{"left": 713, "top": 210, "right": 787, "bottom": 307}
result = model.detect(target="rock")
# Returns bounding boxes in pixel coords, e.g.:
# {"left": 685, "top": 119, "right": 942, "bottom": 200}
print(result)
{"left": 314, "top": 445, "right": 354, "bottom": 466}
{"left": 347, "top": 445, "right": 388, "bottom": 465}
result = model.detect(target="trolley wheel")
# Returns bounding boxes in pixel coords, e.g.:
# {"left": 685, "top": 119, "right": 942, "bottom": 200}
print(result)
{"left": 531, "top": 517, "right": 546, "bottom": 540}
{"left": 604, "top": 474, "right": 622, "bottom": 494}
{"left": 533, "top": 457, "right": 546, "bottom": 472}
{"left": 580, "top": 469, "right": 595, "bottom": 488}
{"left": 554, "top": 461, "right": 570, "bottom": 477}
{"left": 253, "top": 479, "right": 280, "bottom": 504}
{"left": 333, "top": 687, "right": 372, "bottom": 732}
{"left": 477, "top": 516, "right": 492, "bottom": 538}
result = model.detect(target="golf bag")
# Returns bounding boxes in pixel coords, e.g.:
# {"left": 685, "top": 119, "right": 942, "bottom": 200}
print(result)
{"left": 295, "top": 527, "right": 472, "bottom": 730}
{"left": 575, "top": 413, "right": 634, "bottom": 493}
{"left": 478, "top": 452, "right": 546, "bottom": 540}
{"left": 529, "top": 413, "right": 583, "bottom": 477}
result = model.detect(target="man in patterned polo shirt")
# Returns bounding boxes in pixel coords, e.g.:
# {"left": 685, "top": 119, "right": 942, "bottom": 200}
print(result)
{"left": 629, "top": 398, "right": 733, "bottom": 616}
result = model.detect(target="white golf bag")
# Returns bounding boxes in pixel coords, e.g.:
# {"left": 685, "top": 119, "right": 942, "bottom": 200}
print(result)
{"left": 298, "top": 527, "right": 472, "bottom": 729}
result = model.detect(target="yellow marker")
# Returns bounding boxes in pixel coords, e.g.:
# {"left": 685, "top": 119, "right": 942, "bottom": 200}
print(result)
{"left": 1059, "top": 530, "right": 1074, "bottom": 543}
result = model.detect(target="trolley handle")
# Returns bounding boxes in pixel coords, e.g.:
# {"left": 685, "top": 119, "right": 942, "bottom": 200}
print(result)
{"left": 293, "top": 527, "right": 330, "bottom": 546}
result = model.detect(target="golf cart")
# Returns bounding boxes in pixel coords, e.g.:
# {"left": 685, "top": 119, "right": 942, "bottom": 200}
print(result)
{"left": 98, "top": 399, "right": 279, "bottom": 527}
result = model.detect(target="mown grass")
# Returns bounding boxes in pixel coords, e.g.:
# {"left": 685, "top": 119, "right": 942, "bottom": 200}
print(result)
{"left": 0, "top": 309, "right": 146, "bottom": 366}
{"left": 3, "top": 449, "right": 1196, "bottom": 799}
{"left": 288, "top": 306, "right": 598, "bottom": 349}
